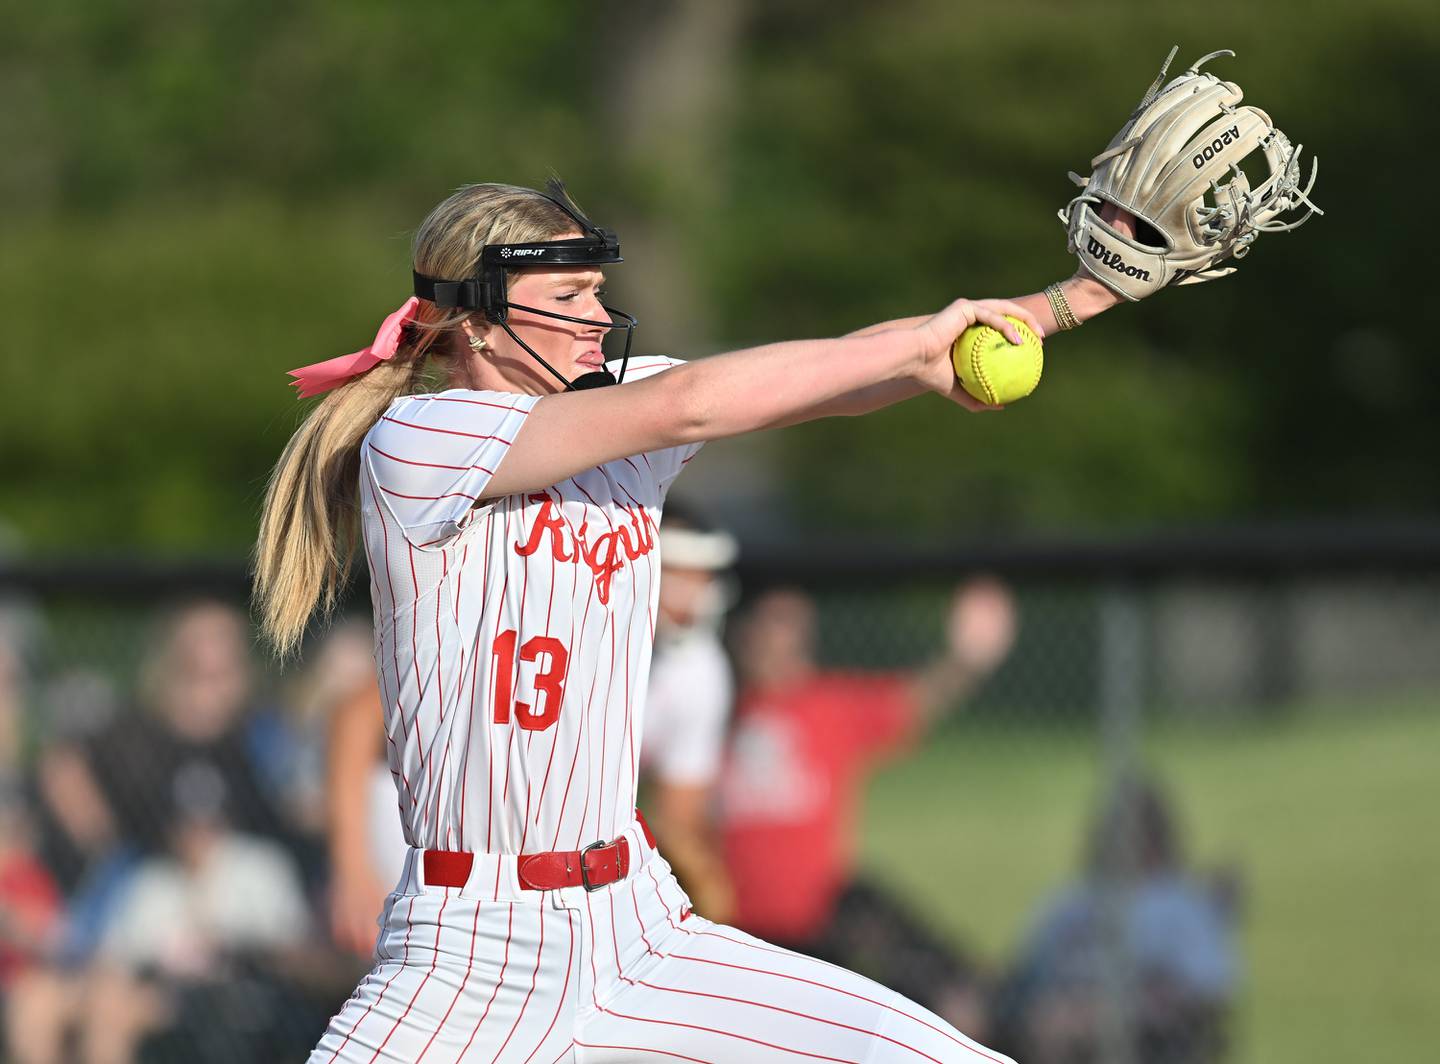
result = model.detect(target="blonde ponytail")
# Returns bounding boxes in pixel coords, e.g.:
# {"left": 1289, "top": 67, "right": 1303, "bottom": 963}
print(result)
{"left": 254, "top": 181, "right": 583, "bottom": 659}
{"left": 255, "top": 355, "right": 425, "bottom": 659}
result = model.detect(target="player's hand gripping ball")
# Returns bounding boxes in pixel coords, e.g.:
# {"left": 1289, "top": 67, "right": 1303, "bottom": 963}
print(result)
{"left": 950, "top": 316, "right": 1044, "bottom": 406}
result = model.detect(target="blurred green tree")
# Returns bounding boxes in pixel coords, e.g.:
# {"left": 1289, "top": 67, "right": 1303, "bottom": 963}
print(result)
{"left": 1, "top": 0, "right": 1435, "bottom": 550}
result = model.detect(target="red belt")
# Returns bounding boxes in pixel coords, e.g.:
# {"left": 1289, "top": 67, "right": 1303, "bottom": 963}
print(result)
{"left": 424, "top": 838, "right": 630, "bottom": 891}
{"left": 424, "top": 814, "right": 656, "bottom": 892}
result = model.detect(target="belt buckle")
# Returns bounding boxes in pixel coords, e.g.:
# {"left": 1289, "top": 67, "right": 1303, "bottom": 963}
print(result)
{"left": 579, "top": 839, "right": 608, "bottom": 892}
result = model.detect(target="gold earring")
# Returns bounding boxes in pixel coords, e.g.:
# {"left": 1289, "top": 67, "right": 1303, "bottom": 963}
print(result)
{"left": 468, "top": 335, "right": 487, "bottom": 352}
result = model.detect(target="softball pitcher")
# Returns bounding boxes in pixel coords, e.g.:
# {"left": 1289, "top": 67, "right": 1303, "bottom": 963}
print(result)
{"left": 255, "top": 52, "right": 1313, "bottom": 1059}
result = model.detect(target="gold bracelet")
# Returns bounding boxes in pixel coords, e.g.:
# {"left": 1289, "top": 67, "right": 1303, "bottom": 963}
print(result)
{"left": 1045, "top": 282, "right": 1081, "bottom": 331}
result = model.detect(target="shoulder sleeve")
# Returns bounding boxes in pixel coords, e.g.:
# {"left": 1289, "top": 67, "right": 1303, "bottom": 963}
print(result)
{"left": 362, "top": 390, "right": 540, "bottom": 547}
{"left": 621, "top": 356, "right": 703, "bottom": 493}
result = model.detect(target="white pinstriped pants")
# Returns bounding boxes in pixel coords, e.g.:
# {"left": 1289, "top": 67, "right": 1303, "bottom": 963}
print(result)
{"left": 309, "top": 821, "right": 1014, "bottom": 1063}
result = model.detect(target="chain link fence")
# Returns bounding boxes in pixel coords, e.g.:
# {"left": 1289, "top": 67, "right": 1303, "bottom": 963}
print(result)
{"left": 1, "top": 529, "right": 1436, "bottom": 1063}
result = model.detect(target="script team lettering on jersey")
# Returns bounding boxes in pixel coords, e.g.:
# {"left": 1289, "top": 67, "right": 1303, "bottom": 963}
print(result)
{"left": 515, "top": 492, "right": 657, "bottom": 605}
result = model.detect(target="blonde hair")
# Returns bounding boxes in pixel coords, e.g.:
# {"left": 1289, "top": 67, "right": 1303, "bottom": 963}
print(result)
{"left": 254, "top": 182, "right": 582, "bottom": 658}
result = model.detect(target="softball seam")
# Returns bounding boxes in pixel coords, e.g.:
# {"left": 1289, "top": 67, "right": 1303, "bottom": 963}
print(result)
{"left": 967, "top": 322, "right": 1041, "bottom": 405}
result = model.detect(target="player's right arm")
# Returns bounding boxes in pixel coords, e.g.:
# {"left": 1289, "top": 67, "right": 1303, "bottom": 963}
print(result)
{"left": 794, "top": 206, "right": 1138, "bottom": 422}
{"left": 326, "top": 680, "right": 389, "bottom": 955}
{"left": 480, "top": 296, "right": 1029, "bottom": 499}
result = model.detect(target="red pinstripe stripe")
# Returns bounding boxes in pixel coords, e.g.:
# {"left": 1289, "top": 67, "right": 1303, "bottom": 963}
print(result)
{"left": 413, "top": 896, "right": 483, "bottom": 1062}
{"left": 459, "top": 509, "right": 495, "bottom": 847}
{"left": 516, "top": 909, "right": 576, "bottom": 1064}
{"left": 540, "top": 491, "right": 597, "bottom": 848}
{"left": 632, "top": 978, "right": 944, "bottom": 1064}
{"left": 591, "top": 621, "right": 618, "bottom": 845}
{"left": 530, "top": 489, "right": 582, "bottom": 833}
{"left": 325, "top": 895, "right": 418, "bottom": 1062}
{"left": 583, "top": 891, "right": 603, "bottom": 1010}
{"left": 601, "top": 497, "right": 638, "bottom": 843}
{"left": 573, "top": 1043, "right": 712, "bottom": 1064}
{"left": 567, "top": 474, "right": 622, "bottom": 846}
{"left": 614, "top": 483, "right": 657, "bottom": 640}
{"left": 590, "top": 1006, "right": 858, "bottom": 1063}
{"left": 380, "top": 484, "right": 481, "bottom": 503}
{"left": 569, "top": 609, "right": 615, "bottom": 852}
{"left": 455, "top": 543, "right": 468, "bottom": 624}
{"left": 616, "top": 596, "right": 636, "bottom": 845}
{"left": 611, "top": 479, "right": 647, "bottom": 834}
{"left": 374, "top": 476, "right": 419, "bottom": 812}
{"left": 576, "top": 478, "right": 650, "bottom": 846}
{"left": 319, "top": 890, "right": 399, "bottom": 1037}
{"left": 430, "top": 740, "right": 456, "bottom": 852}
{"left": 370, "top": 443, "right": 497, "bottom": 474}
{"left": 608, "top": 873, "right": 627, "bottom": 981}
{"left": 497, "top": 502, "right": 533, "bottom": 854}
{"left": 544, "top": 1046, "right": 576, "bottom": 1064}
{"left": 485, "top": 509, "right": 513, "bottom": 854}
{"left": 451, "top": 535, "right": 470, "bottom": 844}
{"left": 427, "top": 549, "right": 450, "bottom": 836}
{"left": 426, "top": 395, "right": 533, "bottom": 413}
{"left": 637, "top": 865, "right": 995, "bottom": 1060}
{"left": 614, "top": 483, "right": 658, "bottom": 650}
{"left": 361, "top": 475, "right": 417, "bottom": 810}
{"left": 488, "top": 904, "right": 546, "bottom": 1063}
{"left": 547, "top": 580, "right": 599, "bottom": 852}
{"left": 644, "top": 867, "right": 683, "bottom": 932}
{"left": 631, "top": 870, "right": 658, "bottom": 958}
{"left": 407, "top": 543, "right": 432, "bottom": 808}
{"left": 382, "top": 414, "right": 515, "bottom": 445}
{"left": 664, "top": 926, "right": 994, "bottom": 1060}
{"left": 516, "top": 490, "right": 562, "bottom": 854}
{"left": 455, "top": 905, "right": 516, "bottom": 1061}
{"left": 365, "top": 894, "right": 450, "bottom": 1063}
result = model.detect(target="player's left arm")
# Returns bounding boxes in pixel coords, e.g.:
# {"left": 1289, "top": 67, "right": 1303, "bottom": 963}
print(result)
{"left": 326, "top": 680, "right": 390, "bottom": 956}
{"left": 645, "top": 646, "right": 736, "bottom": 921}
{"left": 648, "top": 779, "right": 736, "bottom": 923}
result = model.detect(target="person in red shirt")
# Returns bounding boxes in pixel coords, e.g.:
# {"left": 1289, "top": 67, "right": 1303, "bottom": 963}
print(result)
{"left": 719, "top": 577, "right": 1017, "bottom": 1036}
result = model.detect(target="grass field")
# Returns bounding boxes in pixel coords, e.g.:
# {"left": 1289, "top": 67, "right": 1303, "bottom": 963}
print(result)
{"left": 859, "top": 695, "right": 1440, "bottom": 1064}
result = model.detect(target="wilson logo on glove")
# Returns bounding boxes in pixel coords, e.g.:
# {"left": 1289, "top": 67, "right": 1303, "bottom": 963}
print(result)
{"left": 1086, "top": 239, "right": 1153, "bottom": 281}
{"left": 1192, "top": 126, "right": 1243, "bottom": 169}
{"left": 1058, "top": 47, "right": 1321, "bottom": 302}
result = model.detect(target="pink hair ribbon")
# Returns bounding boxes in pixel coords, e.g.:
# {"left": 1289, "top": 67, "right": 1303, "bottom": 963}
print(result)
{"left": 287, "top": 297, "right": 420, "bottom": 398}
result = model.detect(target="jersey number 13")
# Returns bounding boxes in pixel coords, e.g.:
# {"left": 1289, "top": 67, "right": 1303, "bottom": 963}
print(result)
{"left": 491, "top": 629, "right": 568, "bottom": 731}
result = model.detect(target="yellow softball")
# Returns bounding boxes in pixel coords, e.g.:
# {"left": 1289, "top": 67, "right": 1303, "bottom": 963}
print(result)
{"left": 950, "top": 316, "right": 1044, "bottom": 405}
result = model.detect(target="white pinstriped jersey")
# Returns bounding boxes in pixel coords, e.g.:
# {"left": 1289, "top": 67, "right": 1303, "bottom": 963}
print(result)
{"left": 359, "top": 357, "right": 698, "bottom": 858}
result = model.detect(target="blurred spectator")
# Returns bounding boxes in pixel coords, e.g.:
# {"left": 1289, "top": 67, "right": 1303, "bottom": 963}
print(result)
{"left": 95, "top": 765, "right": 318, "bottom": 1061}
{"left": 0, "top": 781, "right": 63, "bottom": 1007}
{"left": 719, "top": 578, "right": 1017, "bottom": 1037}
{"left": 0, "top": 620, "right": 24, "bottom": 782}
{"left": 85, "top": 599, "right": 287, "bottom": 854}
{"left": 7, "top": 601, "right": 327, "bottom": 1062}
{"left": 993, "top": 772, "right": 1240, "bottom": 1064}
{"left": 639, "top": 502, "right": 738, "bottom": 923}
{"left": 4, "top": 613, "right": 158, "bottom": 1064}
{"left": 98, "top": 768, "right": 312, "bottom": 974}
{"left": 11, "top": 767, "right": 321, "bottom": 1063}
